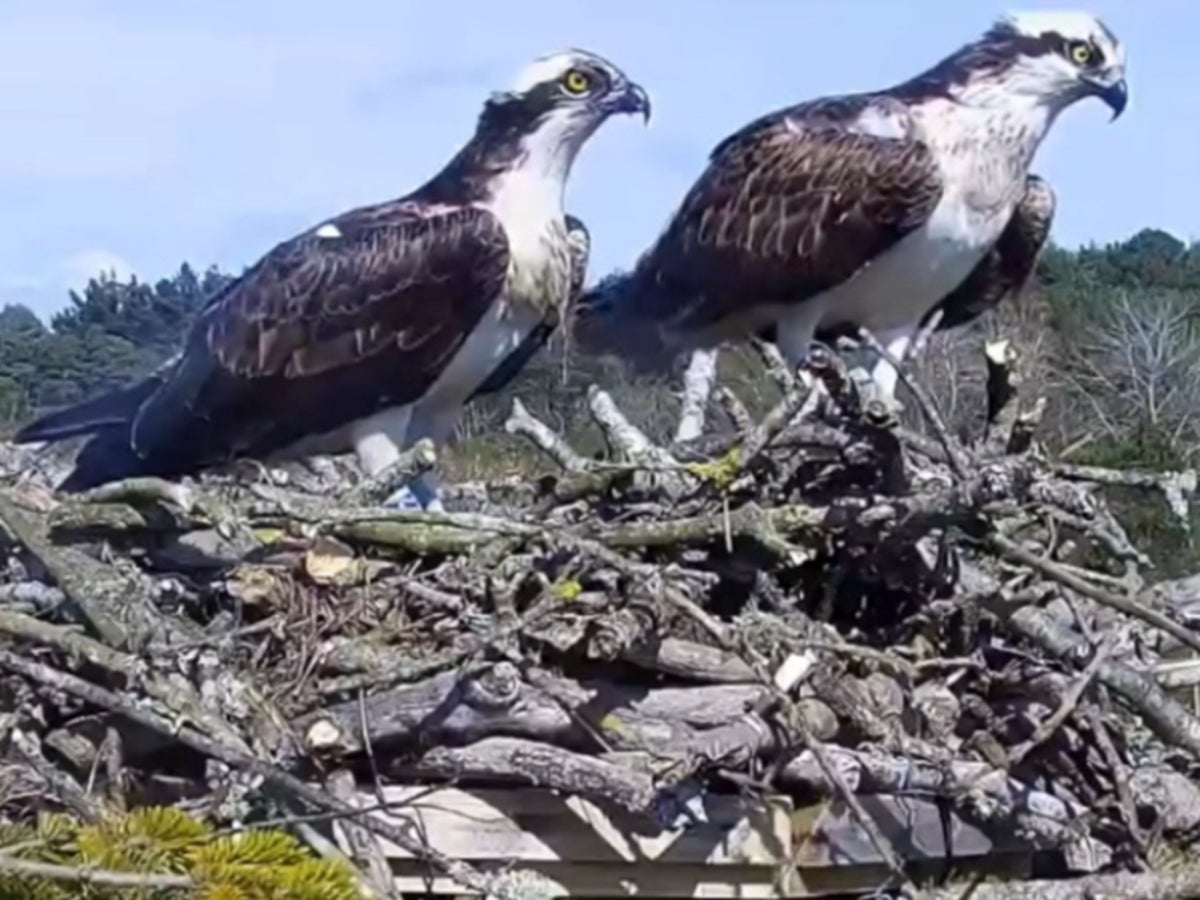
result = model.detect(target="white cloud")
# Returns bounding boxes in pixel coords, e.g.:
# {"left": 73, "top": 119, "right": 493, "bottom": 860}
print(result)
{"left": 61, "top": 249, "right": 136, "bottom": 292}
{"left": 0, "top": 250, "right": 138, "bottom": 321}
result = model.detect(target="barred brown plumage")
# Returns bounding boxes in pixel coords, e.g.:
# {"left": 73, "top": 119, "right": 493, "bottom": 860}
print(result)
{"left": 625, "top": 98, "right": 944, "bottom": 342}
{"left": 130, "top": 205, "right": 511, "bottom": 463}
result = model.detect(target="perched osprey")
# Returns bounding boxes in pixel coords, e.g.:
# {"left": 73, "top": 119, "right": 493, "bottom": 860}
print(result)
{"left": 573, "top": 11, "right": 1125, "bottom": 400}
{"left": 397, "top": 214, "right": 590, "bottom": 509}
{"left": 16, "top": 51, "right": 649, "bottom": 507}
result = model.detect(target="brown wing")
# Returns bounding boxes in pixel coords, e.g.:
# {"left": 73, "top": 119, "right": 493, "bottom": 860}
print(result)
{"left": 930, "top": 174, "right": 1056, "bottom": 331}
{"left": 628, "top": 102, "right": 944, "bottom": 337}
{"left": 127, "top": 202, "right": 509, "bottom": 469}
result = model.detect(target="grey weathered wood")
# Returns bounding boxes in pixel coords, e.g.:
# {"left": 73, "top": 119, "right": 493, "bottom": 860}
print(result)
{"left": 331, "top": 785, "right": 1039, "bottom": 897}
{"left": 619, "top": 638, "right": 758, "bottom": 683}
{"left": 396, "top": 738, "right": 659, "bottom": 816}
{"left": 334, "top": 785, "right": 789, "bottom": 865}
{"left": 300, "top": 663, "right": 819, "bottom": 763}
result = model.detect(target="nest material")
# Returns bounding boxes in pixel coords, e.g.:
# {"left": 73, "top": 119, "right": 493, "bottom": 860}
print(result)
{"left": 1, "top": 337, "right": 1200, "bottom": 898}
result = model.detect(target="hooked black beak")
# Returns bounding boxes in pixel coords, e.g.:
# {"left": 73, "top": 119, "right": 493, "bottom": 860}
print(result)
{"left": 611, "top": 82, "right": 651, "bottom": 124}
{"left": 1095, "top": 77, "right": 1128, "bottom": 120}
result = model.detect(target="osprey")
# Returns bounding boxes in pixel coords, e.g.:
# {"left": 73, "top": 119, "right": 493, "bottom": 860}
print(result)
{"left": 15, "top": 50, "right": 649, "bottom": 508}
{"left": 573, "top": 11, "right": 1125, "bottom": 400}
{"left": 397, "top": 214, "right": 591, "bottom": 509}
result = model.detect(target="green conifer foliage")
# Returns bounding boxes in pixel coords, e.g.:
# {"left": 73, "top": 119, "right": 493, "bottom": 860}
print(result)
{"left": 0, "top": 807, "right": 362, "bottom": 899}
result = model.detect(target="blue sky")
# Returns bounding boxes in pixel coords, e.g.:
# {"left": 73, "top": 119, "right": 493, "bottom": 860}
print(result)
{"left": 0, "top": 0, "right": 1190, "bottom": 319}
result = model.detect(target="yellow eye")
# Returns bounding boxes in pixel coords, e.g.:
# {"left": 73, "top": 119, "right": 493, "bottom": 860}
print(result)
{"left": 562, "top": 68, "right": 592, "bottom": 95}
{"left": 1069, "top": 41, "right": 1093, "bottom": 65}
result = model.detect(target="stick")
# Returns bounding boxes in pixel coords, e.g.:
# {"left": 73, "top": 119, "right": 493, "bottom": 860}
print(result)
{"left": 0, "top": 650, "right": 498, "bottom": 896}
{"left": 923, "top": 865, "right": 1200, "bottom": 900}
{"left": 738, "top": 384, "right": 812, "bottom": 465}
{"left": 505, "top": 398, "right": 593, "bottom": 474}
{"left": 714, "top": 385, "right": 753, "bottom": 435}
{"left": 327, "top": 769, "right": 398, "bottom": 899}
{"left": 989, "top": 533, "right": 1200, "bottom": 655}
{"left": 857, "top": 327, "right": 970, "bottom": 479}
{"left": 750, "top": 338, "right": 796, "bottom": 390}
{"left": 674, "top": 348, "right": 719, "bottom": 443}
{"left": 0, "top": 855, "right": 192, "bottom": 891}
{"left": 348, "top": 439, "right": 437, "bottom": 504}
{"left": 996, "top": 602, "right": 1200, "bottom": 758}
{"left": 1007, "top": 643, "right": 1108, "bottom": 769}
{"left": 658, "top": 588, "right": 912, "bottom": 891}
{"left": 0, "top": 493, "right": 129, "bottom": 648}
{"left": 0, "top": 609, "right": 136, "bottom": 680}
{"left": 75, "top": 476, "right": 197, "bottom": 513}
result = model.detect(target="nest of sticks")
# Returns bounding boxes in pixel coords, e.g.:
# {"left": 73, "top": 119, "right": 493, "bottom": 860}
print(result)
{"left": 3, "top": 336, "right": 1200, "bottom": 899}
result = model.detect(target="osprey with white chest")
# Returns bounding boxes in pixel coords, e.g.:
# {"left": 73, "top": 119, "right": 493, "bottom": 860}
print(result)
{"left": 15, "top": 50, "right": 650, "bottom": 508}
{"left": 574, "top": 10, "right": 1126, "bottom": 403}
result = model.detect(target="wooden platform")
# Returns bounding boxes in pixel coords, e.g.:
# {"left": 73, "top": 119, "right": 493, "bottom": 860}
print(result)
{"left": 331, "top": 787, "right": 1036, "bottom": 897}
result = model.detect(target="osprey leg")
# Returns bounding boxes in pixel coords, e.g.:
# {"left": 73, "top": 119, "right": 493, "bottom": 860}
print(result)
{"left": 793, "top": 369, "right": 825, "bottom": 422}
{"left": 383, "top": 403, "right": 460, "bottom": 512}
{"left": 776, "top": 304, "right": 829, "bottom": 420}
{"left": 383, "top": 471, "right": 444, "bottom": 512}
{"left": 866, "top": 325, "right": 919, "bottom": 408}
{"left": 348, "top": 404, "right": 442, "bottom": 506}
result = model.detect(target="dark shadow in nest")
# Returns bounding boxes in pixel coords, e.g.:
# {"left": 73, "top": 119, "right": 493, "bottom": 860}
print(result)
{"left": 776, "top": 432, "right": 908, "bottom": 510}
{"left": 789, "top": 538, "right": 950, "bottom": 642}
{"left": 780, "top": 456, "right": 879, "bottom": 505}
{"left": 623, "top": 536, "right": 786, "bottom": 623}
{"left": 639, "top": 529, "right": 943, "bottom": 638}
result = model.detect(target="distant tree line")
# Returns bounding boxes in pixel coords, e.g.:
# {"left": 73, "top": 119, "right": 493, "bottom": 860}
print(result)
{"left": 0, "top": 264, "right": 231, "bottom": 427}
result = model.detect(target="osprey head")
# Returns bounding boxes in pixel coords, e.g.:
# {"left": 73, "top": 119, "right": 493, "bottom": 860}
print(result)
{"left": 990, "top": 11, "right": 1128, "bottom": 119}
{"left": 481, "top": 50, "right": 650, "bottom": 148}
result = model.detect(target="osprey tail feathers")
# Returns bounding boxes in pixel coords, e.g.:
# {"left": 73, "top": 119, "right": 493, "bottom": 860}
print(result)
{"left": 57, "top": 430, "right": 152, "bottom": 492}
{"left": 13, "top": 377, "right": 163, "bottom": 493}
{"left": 13, "top": 377, "right": 158, "bottom": 445}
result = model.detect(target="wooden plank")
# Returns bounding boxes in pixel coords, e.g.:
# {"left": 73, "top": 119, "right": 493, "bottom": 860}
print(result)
{"left": 330, "top": 786, "right": 1039, "bottom": 897}
{"left": 792, "top": 795, "right": 1034, "bottom": 867}
{"left": 335, "top": 786, "right": 791, "bottom": 866}
{"left": 784, "top": 856, "right": 1034, "bottom": 898}
{"left": 388, "top": 856, "right": 1034, "bottom": 898}
{"left": 390, "top": 861, "right": 781, "bottom": 898}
